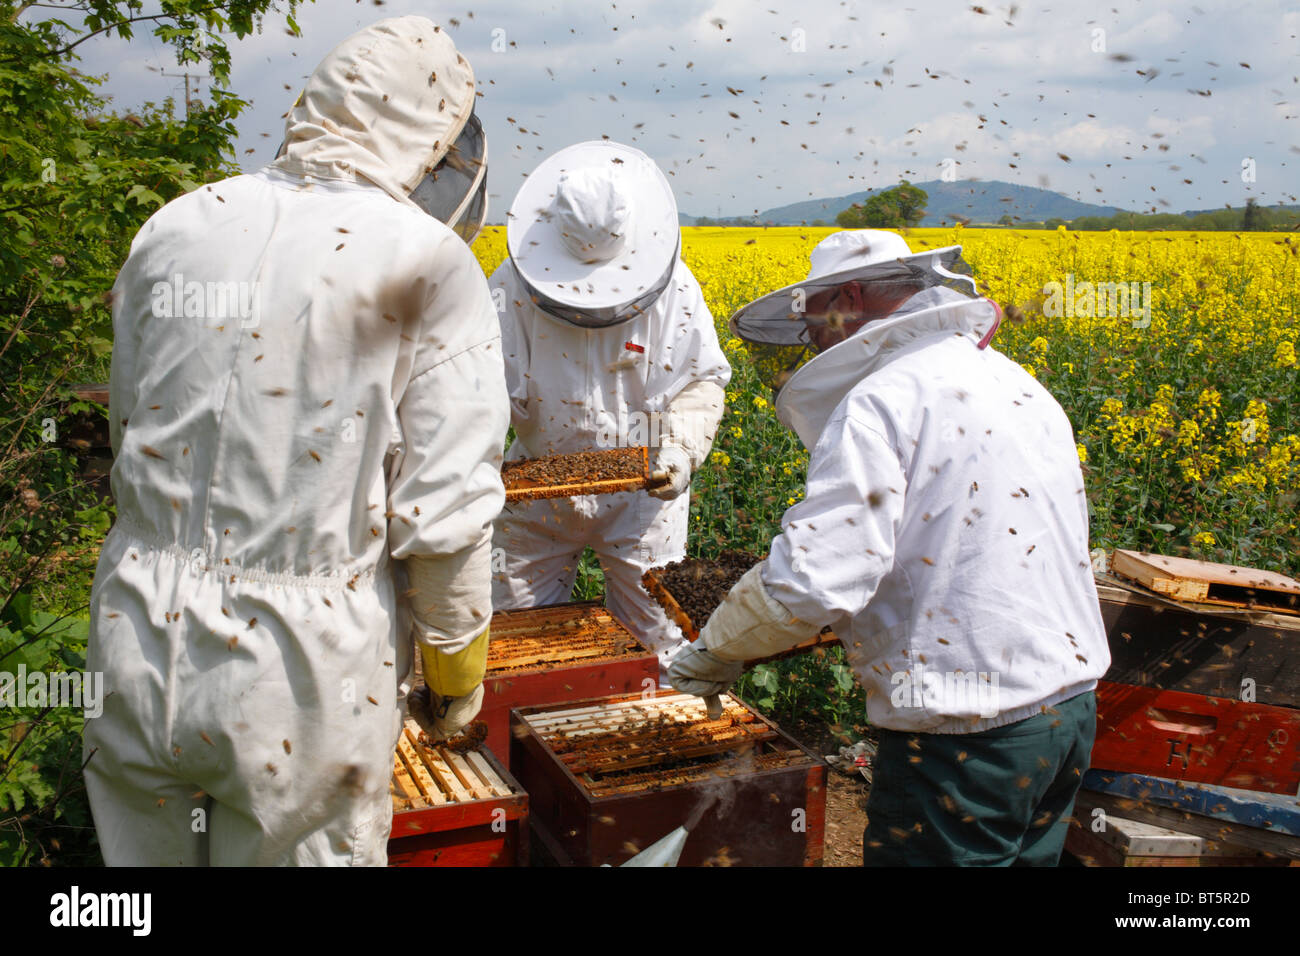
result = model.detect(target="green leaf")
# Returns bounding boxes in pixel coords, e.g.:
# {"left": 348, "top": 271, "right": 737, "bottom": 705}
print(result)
{"left": 831, "top": 664, "right": 855, "bottom": 694}
{"left": 2, "top": 592, "right": 34, "bottom": 630}
{"left": 0, "top": 780, "right": 28, "bottom": 814}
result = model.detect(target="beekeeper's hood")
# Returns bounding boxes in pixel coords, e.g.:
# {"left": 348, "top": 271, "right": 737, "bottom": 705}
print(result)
{"left": 271, "top": 16, "right": 488, "bottom": 242}
{"left": 729, "top": 230, "right": 1002, "bottom": 450}
{"left": 506, "top": 141, "right": 680, "bottom": 329}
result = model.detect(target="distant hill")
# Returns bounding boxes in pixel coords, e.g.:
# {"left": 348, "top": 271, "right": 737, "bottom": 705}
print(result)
{"left": 683, "top": 180, "right": 1128, "bottom": 226}
{"left": 761, "top": 181, "right": 1128, "bottom": 225}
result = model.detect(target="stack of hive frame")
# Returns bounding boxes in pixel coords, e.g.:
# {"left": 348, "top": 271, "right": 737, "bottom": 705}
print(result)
{"left": 511, "top": 690, "right": 826, "bottom": 867}
{"left": 387, "top": 718, "right": 528, "bottom": 867}
{"left": 480, "top": 601, "right": 660, "bottom": 766}
{"left": 502, "top": 447, "right": 651, "bottom": 502}
{"left": 1081, "top": 549, "right": 1300, "bottom": 866}
{"left": 1093, "top": 549, "right": 1300, "bottom": 795}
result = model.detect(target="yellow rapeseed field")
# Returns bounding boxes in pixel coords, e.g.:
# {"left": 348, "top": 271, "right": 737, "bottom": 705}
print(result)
{"left": 474, "top": 225, "right": 1300, "bottom": 586}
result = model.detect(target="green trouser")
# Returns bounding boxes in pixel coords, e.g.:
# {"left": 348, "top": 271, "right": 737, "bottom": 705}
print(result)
{"left": 862, "top": 691, "right": 1096, "bottom": 866}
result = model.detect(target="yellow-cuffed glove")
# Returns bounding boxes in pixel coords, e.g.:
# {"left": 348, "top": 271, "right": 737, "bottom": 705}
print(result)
{"left": 409, "top": 626, "right": 490, "bottom": 741}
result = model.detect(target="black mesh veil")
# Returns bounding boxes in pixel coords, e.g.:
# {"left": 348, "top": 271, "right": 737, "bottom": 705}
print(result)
{"left": 729, "top": 246, "right": 977, "bottom": 390}
{"left": 409, "top": 110, "right": 489, "bottom": 243}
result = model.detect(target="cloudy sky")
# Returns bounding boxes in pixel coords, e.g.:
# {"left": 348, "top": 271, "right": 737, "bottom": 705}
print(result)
{"left": 57, "top": 0, "right": 1300, "bottom": 220}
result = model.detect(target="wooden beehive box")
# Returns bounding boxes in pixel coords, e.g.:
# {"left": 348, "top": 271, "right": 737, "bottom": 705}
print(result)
{"left": 510, "top": 690, "right": 826, "bottom": 867}
{"left": 1066, "top": 793, "right": 1293, "bottom": 867}
{"left": 481, "top": 601, "right": 660, "bottom": 767}
{"left": 1072, "top": 779, "right": 1300, "bottom": 864}
{"left": 1097, "top": 576, "right": 1300, "bottom": 709}
{"left": 387, "top": 719, "right": 528, "bottom": 867}
{"left": 1090, "top": 680, "right": 1300, "bottom": 795}
{"left": 502, "top": 446, "right": 650, "bottom": 502}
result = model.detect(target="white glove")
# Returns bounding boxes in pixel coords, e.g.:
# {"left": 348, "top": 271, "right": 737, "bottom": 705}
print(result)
{"left": 698, "top": 563, "right": 818, "bottom": 661}
{"left": 667, "top": 644, "right": 743, "bottom": 697}
{"left": 649, "top": 445, "right": 692, "bottom": 500}
{"left": 408, "top": 683, "right": 485, "bottom": 741}
{"left": 668, "top": 563, "right": 819, "bottom": 699}
{"left": 403, "top": 541, "right": 492, "bottom": 743}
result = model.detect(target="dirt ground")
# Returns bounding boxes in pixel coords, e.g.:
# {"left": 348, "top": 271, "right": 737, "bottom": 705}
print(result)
{"left": 821, "top": 770, "right": 870, "bottom": 867}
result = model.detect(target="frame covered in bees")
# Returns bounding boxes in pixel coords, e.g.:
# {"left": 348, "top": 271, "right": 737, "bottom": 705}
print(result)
{"left": 502, "top": 446, "right": 650, "bottom": 501}
{"left": 510, "top": 690, "right": 827, "bottom": 867}
{"left": 642, "top": 553, "right": 841, "bottom": 661}
{"left": 387, "top": 718, "right": 529, "bottom": 867}
{"left": 480, "top": 601, "right": 660, "bottom": 766}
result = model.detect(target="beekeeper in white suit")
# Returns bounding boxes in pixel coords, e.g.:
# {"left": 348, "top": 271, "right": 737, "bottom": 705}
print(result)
{"left": 670, "top": 230, "right": 1110, "bottom": 865}
{"left": 84, "top": 16, "right": 507, "bottom": 866}
{"left": 490, "top": 142, "right": 730, "bottom": 673}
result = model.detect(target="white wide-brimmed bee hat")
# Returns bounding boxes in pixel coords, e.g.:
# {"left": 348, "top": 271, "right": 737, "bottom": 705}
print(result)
{"left": 729, "top": 230, "right": 977, "bottom": 347}
{"left": 506, "top": 141, "right": 680, "bottom": 328}
{"left": 728, "top": 230, "right": 1002, "bottom": 449}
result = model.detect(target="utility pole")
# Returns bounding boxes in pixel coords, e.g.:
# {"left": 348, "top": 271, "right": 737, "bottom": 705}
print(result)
{"left": 160, "top": 71, "right": 200, "bottom": 116}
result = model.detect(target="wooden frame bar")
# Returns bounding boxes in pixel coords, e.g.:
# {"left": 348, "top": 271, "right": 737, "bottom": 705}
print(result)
{"left": 387, "top": 719, "right": 529, "bottom": 867}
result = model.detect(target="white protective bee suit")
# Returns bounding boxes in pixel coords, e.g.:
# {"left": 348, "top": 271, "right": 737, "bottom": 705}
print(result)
{"left": 84, "top": 17, "right": 508, "bottom": 866}
{"left": 672, "top": 232, "right": 1110, "bottom": 732}
{"left": 487, "top": 143, "right": 730, "bottom": 672}
{"left": 490, "top": 261, "right": 730, "bottom": 671}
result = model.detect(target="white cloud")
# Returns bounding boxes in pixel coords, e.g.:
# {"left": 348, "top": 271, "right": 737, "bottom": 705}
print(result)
{"left": 49, "top": 0, "right": 1298, "bottom": 217}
